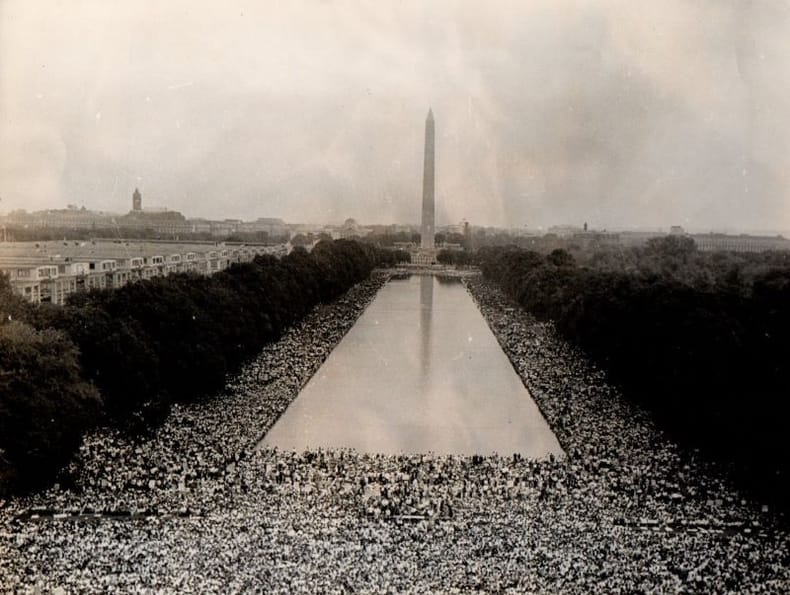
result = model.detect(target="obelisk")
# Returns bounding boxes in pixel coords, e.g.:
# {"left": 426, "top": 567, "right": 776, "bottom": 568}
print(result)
{"left": 421, "top": 109, "right": 435, "bottom": 250}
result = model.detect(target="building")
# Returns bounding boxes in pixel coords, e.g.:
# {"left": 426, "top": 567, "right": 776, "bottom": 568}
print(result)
{"left": 619, "top": 230, "right": 666, "bottom": 247}
{"left": 0, "top": 189, "right": 294, "bottom": 241}
{"left": 640, "top": 224, "right": 790, "bottom": 252}
{"left": 335, "top": 218, "right": 372, "bottom": 239}
{"left": 1, "top": 207, "right": 119, "bottom": 230}
{"left": 570, "top": 231, "right": 621, "bottom": 250}
{"left": 547, "top": 225, "right": 584, "bottom": 238}
{"left": 690, "top": 233, "right": 790, "bottom": 253}
{"left": 116, "top": 189, "right": 192, "bottom": 235}
{"left": 0, "top": 240, "right": 287, "bottom": 305}
{"left": 238, "top": 217, "right": 289, "bottom": 238}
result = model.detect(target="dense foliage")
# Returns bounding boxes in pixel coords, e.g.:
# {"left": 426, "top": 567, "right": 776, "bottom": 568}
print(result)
{"left": 436, "top": 249, "right": 476, "bottom": 266}
{"left": 0, "top": 240, "right": 393, "bottom": 491}
{"left": 0, "top": 322, "right": 101, "bottom": 488}
{"left": 479, "top": 240, "right": 790, "bottom": 509}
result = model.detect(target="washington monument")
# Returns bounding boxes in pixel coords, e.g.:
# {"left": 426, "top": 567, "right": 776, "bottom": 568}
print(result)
{"left": 421, "top": 109, "right": 435, "bottom": 250}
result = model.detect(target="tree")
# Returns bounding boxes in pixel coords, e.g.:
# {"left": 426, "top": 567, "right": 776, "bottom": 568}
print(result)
{"left": 51, "top": 299, "right": 166, "bottom": 427}
{"left": 0, "top": 322, "right": 100, "bottom": 490}
{"left": 0, "top": 273, "right": 30, "bottom": 322}
{"left": 437, "top": 249, "right": 475, "bottom": 266}
{"left": 290, "top": 233, "right": 311, "bottom": 247}
{"left": 546, "top": 249, "right": 575, "bottom": 267}
{"left": 643, "top": 235, "right": 697, "bottom": 271}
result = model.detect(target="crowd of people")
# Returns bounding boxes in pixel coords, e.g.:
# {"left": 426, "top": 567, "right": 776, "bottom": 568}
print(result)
{"left": 1, "top": 273, "right": 788, "bottom": 592}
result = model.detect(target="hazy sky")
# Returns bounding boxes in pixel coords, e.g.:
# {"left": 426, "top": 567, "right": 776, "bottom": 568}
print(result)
{"left": 1, "top": 1, "right": 789, "bottom": 231}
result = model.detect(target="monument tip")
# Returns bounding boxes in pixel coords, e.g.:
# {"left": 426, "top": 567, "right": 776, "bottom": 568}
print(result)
{"left": 427, "top": 108, "right": 434, "bottom": 120}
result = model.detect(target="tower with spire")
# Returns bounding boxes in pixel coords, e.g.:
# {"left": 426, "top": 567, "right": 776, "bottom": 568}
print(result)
{"left": 132, "top": 188, "right": 142, "bottom": 212}
{"left": 420, "top": 109, "right": 435, "bottom": 250}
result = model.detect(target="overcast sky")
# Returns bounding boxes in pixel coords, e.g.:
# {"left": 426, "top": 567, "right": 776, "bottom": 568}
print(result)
{"left": 1, "top": 1, "right": 789, "bottom": 231}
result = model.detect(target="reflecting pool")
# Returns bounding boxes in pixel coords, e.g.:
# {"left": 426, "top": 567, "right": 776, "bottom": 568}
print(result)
{"left": 261, "top": 275, "right": 564, "bottom": 457}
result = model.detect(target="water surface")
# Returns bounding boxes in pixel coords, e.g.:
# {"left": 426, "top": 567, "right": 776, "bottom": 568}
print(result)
{"left": 262, "top": 275, "right": 564, "bottom": 457}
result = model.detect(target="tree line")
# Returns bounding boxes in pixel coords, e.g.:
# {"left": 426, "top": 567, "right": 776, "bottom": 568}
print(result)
{"left": 479, "top": 238, "right": 790, "bottom": 511}
{"left": 0, "top": 240, "right": 406, "bottom": 493}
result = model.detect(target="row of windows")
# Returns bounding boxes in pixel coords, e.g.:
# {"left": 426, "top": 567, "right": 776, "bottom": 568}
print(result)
{"left": 10, "top": 260, "right": 232, "bottom": 304}
{"left": 6, "top": 246, "right": 284, "bottom": 304}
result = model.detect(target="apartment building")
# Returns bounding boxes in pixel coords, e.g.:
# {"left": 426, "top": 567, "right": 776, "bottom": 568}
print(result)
{"left": 690, "top": 233, "right": 790, "bottom": 253}
{"left": 0, "top": 240, "right": 286, "bottom": 304}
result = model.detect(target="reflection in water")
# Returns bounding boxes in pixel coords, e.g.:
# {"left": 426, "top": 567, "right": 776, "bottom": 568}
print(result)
{"left": 262, "top": 274, "right": 564, "bottom": 457}
{"left": 419, "top": 275, "right": 433, "bottom": 385}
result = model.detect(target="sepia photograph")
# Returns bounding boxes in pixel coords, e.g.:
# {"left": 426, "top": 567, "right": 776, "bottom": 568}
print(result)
{"left": 1, "top": 1, "right": 789, "bottom": 592}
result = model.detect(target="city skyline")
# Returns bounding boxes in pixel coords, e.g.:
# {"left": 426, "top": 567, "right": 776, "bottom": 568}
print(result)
{"left": 2, "top": 2, "right": 790, "bottom": 233}
{"left": 4, "top": 192, "right": 790, "bottom": 238}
